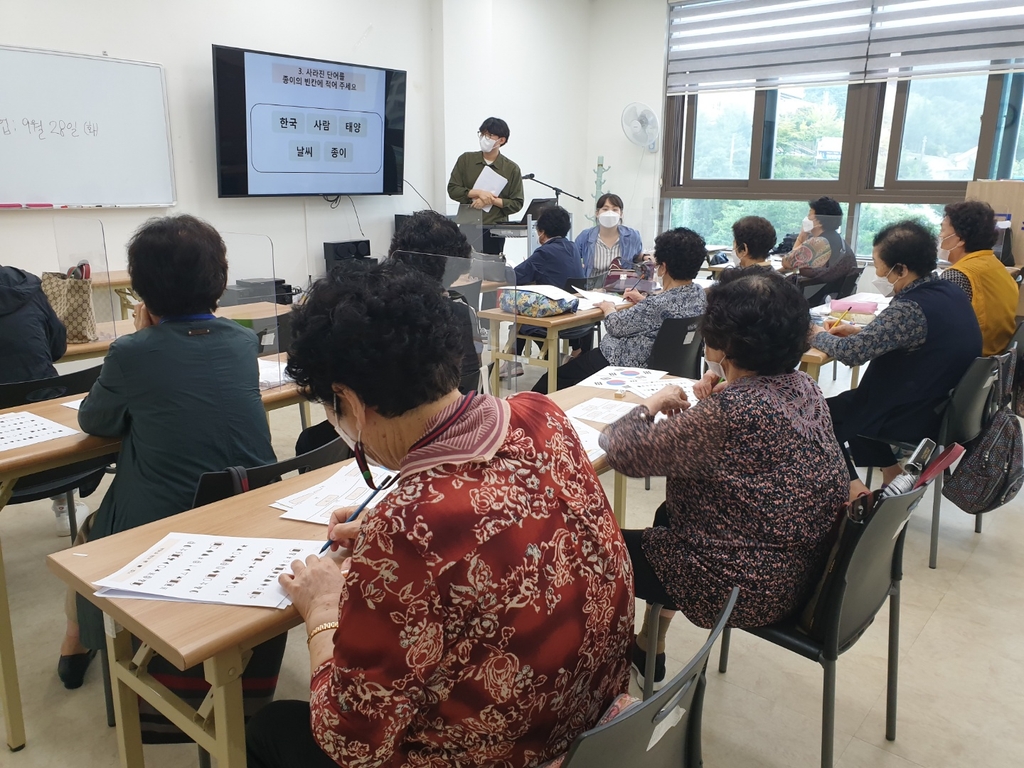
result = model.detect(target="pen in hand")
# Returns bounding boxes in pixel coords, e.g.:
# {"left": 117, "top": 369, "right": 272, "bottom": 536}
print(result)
{"left": 319, "top": 477, "right": 392, "bottom": 554}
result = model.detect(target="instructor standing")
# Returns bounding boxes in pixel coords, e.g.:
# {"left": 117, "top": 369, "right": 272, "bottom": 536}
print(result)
{"left": 447, "top": 117, "right": 524, "bottom": 255}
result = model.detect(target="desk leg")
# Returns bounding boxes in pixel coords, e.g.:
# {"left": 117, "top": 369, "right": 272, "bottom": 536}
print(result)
{"left": 0, "top": 479, "right": 25, "bottom": 752}
{"left": 800, "top": 361, "right": 822, "bottom": 382}
{"left": 300, "top": 401, "right": 311, "bottom": 430}
{"left": 545, "top": 328, "right": 559, "bottom": 394}
{"left": 107, "top": 626, "right": 145, "bottom": 768}
{"left": 613, "top": 472, "right": 627, "bottom": 528}
{"left": 851, "top": 365, "right": 860, "bottom": 389}
{"left": 204, "top": 649, "right": 247, "bottom": 768}
{"left": 489, "top": 319, "right": 502, "bottom": 395}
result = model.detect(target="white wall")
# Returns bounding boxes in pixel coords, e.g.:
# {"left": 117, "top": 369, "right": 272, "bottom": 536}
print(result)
{"left": 0, "top": 0, "right": 670, "bottom": 285}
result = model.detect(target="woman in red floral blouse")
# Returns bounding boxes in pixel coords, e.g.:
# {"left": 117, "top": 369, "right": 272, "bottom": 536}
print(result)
{"left": 246, "top": 260, "right": 634, "bottom": 768}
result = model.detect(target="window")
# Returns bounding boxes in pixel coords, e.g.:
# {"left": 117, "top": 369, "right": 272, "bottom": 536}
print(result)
{"left": 770, "top": 85, "right": 848, "bottom": 180}
{"left": 991, "top": 72, "right": 1024, "bottom": 180}
{"left": 692, "top": 91, "right": 755, "bottom": 180}
{"left": 897, "top": 75, "right": 989, "bottom": 181}
{"left": 854, "top": 203, "right": 945, "bottom": 256}
{"left": 669, "top": 198, "right": 810, "bottom": 249}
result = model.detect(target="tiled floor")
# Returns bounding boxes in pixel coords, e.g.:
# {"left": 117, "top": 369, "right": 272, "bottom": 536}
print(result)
{"left": 2, "top": 363, "right": 1022, "bottom": 767}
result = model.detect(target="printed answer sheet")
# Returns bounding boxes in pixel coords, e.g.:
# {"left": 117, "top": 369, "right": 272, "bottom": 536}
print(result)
{"left": 568, "top": 418, "right": 606, "bottom": 463}
{"left": 0, "top": 412, "right": 78, "bottom": 452}
{"left": 564, "top": 397, "right": 638, "bottom": 425}
{"left": 93, "top": 533, "right": 323, "bottom": 609}
{"left": 274, "top": 462, "right": 395, "bottom": 525}
{"left": 576, "top": 366, "right": 668, "bottom": 391}
{"left": 623, "top": 378, "right": 697, "bottom": 402}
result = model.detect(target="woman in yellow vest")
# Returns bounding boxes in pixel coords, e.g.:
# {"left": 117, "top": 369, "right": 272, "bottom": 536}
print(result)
{"left": 939, "top": 200, "right": 1018, "bottom": 356}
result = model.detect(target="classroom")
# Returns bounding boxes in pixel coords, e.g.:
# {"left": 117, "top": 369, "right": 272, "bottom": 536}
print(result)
{"left": 2, "top": 1, "right": 1024, "bottom": 767}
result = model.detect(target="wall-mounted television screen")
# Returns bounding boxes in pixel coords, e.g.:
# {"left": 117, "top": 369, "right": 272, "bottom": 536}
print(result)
{"left": 213, "top": 45, "right": 406, "bottom": 197}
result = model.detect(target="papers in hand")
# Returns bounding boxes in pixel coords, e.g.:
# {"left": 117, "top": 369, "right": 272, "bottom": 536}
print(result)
{"left": 576, "top": 366, "right": 668, "bottom": 391}
{"left": 472, "top": 165, "right": 508, "bottom": 213}
{"left": 622, "top": 378, "right": 697, "bottom": 402}
{"left": 257, "top": 359, "right": 293, "bottom": 390}
{"left": 274, "top": 463, "right": 394, "bottom": 525}
{"left": 0, "top": 411, "right": 78, "bottom": 453}
{"left": 565, "top": 397, "right": 638, "bottom": 425}
{"left": 93, "top": 533, "right": 323, "bottom": 609}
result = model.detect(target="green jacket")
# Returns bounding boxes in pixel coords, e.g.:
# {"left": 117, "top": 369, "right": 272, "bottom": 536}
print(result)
{"left": 76, "top": 317, "right": 276, "bottom": 648}
{"left": 447, "top": 151, "right": 525, "bottom": 226}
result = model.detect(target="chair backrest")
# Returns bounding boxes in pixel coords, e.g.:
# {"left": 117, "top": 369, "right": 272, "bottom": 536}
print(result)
{"left": 192, "top": 436, "right": 351, "bottom": 508}
{"left": 836, "top": 267, "right": 864, "bottom": 299}
{"left": 451, "top": 280, "right": 482, "bottom": 312}
{"left": 798, "top": 276, "right": 846, "bottom": 308}
{"left": 823, "top": 486, "right": 928, "bottom": 655}
{"left": 0, "top": 365, "right": 103, "bottom": 409}
{"left": 646, "top": 316, "right": 704, "bottom": 379}
{"left": 560, "top": 587, "right": 738, "bottom": 768}
{"left": 942, "top": 356, "right": 1000, "bottom": 445}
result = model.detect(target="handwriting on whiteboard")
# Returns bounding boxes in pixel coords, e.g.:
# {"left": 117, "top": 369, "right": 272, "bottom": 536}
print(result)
{"left": 0, "top": 118, "right": 100, "bottom": 139}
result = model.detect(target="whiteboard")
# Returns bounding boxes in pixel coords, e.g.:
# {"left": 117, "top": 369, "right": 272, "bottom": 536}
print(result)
{"left": 0, "top": 46, "right": 176, "bottom": 207}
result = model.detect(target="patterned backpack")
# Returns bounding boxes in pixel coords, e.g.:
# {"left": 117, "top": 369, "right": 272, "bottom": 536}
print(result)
{"left": 943, "top": 347, "right": 1024, "bottom": 515}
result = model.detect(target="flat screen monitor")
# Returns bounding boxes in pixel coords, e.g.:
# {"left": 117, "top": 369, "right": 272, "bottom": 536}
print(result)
{"left": 213, "top": 45, "right": 406, "bottom": 197}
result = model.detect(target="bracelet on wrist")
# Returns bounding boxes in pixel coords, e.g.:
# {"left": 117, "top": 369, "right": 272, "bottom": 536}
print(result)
{"left": 306, "top": 621, "right": 339, "bottom": 646}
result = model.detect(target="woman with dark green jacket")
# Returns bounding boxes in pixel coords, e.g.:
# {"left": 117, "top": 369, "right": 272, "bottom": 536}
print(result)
{"left": 58, "top": 215, "right": 276, "bottom": 689}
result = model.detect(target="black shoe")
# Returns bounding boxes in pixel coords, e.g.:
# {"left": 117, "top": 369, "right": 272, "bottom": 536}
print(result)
{"left": 57, "top": 649, "right": 97, "bottom": 689}
{"left": 631, "top": 641, "right": 666, "bottom": 691}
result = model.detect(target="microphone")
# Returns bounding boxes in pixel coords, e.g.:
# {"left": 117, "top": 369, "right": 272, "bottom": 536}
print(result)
{"left": 522, "top": 173, "right": 535, "bottom": 180}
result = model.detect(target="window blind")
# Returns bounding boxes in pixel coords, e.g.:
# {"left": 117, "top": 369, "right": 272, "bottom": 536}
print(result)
{"left": 667, "top": 0, "right": 1024, "bottom": 94}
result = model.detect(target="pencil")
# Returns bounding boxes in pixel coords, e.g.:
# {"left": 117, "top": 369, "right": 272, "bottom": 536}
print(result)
{"left": 319, "top": 477, "right": 392, "bottom": 554}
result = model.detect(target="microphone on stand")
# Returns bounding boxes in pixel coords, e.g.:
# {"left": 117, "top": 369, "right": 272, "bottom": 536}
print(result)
{"left": 522, "top": 173, "right": 535, "bottom": 180}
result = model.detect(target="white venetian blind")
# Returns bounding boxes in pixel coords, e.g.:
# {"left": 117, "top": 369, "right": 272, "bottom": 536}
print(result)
{"left": 667, "top": 0, "right": 1024, "bottom": 95}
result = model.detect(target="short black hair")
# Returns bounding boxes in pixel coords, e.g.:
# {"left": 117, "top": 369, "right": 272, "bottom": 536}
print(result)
{"left": 536, "top": 205, "right": 571, "bottom": 239}
{"left": 286, "top": 261, "right": 462, "bottom": 418}
{"left": 944, "top": 200, "right": 998, "bottom": 252}
{"left": 873, "top": 219, "right": 938, "bottom": 276}
{"left": 703, "top": 267, "right": 810, "bottom": 376}
{"left": 596, "top": 193, "right": 624, "bottom": 212}
{"left": 127, "top": 214, "right": 227, "bottom": 317}
{"left": 653, "top": 227, "right": 706, "bottom": 281}
{"left": 479, "top": 117, "right": 510, "bottom": 142}
{"left": 809, "top": 197, "right": 843, "bottom": 232}
{"left": 388, "top": 210, "right": 471, "bottom": 283}
{"left": 731, "top": 216, "right": 777, "bottom": 261}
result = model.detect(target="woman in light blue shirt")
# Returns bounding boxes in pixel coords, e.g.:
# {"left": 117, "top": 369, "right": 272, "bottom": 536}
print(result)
{"left": 575, "top": 193, "right": 644, "bottom": 278}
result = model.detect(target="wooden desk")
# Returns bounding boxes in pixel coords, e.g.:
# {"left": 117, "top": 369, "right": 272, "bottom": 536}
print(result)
{"left": 91, "top": 271, "right": 136, "bottom": 320}
{"left": 547, "top": 385, "right": 646, "bottom": 527}
{"left": 480, "top": 280, "right": 502, "bottom": 294}
{"left": 479, "top": 300, "right": 627, "bottom": 394}
{"left": 47, "top": 464, "right": 338, "bottom": 768}
{"left": 0, "top": 380, "right": 302, "bottom": 751}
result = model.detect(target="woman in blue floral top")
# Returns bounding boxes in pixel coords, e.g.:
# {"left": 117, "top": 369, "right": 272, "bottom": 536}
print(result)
{"left": 532, "top": 227, "right": 708, "bottom": 392}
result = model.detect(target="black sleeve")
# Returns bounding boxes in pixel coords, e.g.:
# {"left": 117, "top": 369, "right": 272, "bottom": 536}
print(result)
{"left": 39, "top": 292, "right": 67, "bottom": 362}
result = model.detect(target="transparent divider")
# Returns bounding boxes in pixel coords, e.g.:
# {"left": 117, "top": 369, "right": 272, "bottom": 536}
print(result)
{"left": 52, "top": 217, "right": 126, "bottom": 342}
{"left": 220, "top": 232, "right": 287, "bottom": 372}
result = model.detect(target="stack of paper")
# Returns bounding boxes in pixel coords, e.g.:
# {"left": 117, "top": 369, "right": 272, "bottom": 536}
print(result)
{"left": 0, "top": 412, "right": 78, "bottom": 452}
{"left": 576, "top": 366, "right": 668, "bottom": 391}
{"left": 273, "top": 463, "right": 395, "bottom": 525}
{"left": 471, "top": 166, "right": 508, "bottom": 213}
{"left": 93, "top": 533, "right": 323, "bottom": 609}
{"left": 257, "top": 358, "right": 293, "bottom": 390}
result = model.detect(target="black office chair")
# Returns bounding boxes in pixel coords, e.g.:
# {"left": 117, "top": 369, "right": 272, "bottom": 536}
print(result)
{"left": 835, "top": 267, "right": 864, "bottom": 299}
{"left": 192, "top": 435, "right": 351, "bottom": 507}
{"left": 557, "top": 588, "right": 738, "bottom": 768}
{"left": 718, "top": 486, "right": 929, "bottom": 768}
{"left": 864, "top": 355, "right": 1001, "bottom": 568}
{"left": 646, "top": 316, "right": 705, "bottom": 379}
{"left": 0, "top": 366, "right": 115, "bottom": 540}
{"left": 798, "top": 275, "right": 847, "bottom": 308}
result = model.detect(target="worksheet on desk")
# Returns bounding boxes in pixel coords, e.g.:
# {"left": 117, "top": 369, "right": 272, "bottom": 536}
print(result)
{"left": 564, "top": 397, "right": 638, "bottom": 425}
{"left": 568, "top": 418, "right": 606, "bottom": 463}
{"left": 274, "top": 462, "right": 395, "bottom": 525}
{"left": 623, "top": 378, "right": 697, "bottom": 402}
{"left": 0, "top": 412, "right": 78, "bottom": 452}
{"left": 93, "top": 532, "right": 323, "bottom": 609}
{"left": 257, "top": 358, "right": 293, "bottom": 389}
{"left": 576, "top": 366, "right": 668, "bottom": 391}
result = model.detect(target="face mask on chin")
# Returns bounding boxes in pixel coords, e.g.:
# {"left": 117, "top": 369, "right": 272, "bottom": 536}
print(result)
{"left": 597, "top": 211, "right": 621, "bottom": 228}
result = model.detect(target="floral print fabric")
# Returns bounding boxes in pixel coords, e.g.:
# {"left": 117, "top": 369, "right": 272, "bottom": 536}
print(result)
{"left": 310, "top": 392, "right": 634, "bottom": 767}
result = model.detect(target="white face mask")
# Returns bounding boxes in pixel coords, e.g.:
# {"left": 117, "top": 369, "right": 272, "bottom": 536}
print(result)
{"left": 479, "top": 135, "right": 497, "bottom": 153}
{"left": 705, "top": 356, "right": 726, "bottom": 380}
{"left": 597, "top": 211, "right": 621, "bottom": 228}
{"left": 937, "top": 233, "right": 959, "bottom": 262}
{"left": 801, "top": 217, "right": 815, "bottom": 233}
{"left": 871, "top": 265, "right": 897, "bottom": 297}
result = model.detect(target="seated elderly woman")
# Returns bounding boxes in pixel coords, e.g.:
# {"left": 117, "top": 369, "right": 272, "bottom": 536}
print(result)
{"left": 60, "top": 215, "right": 276, "bottom": 688}
{"left": 811, "top": 220, "right": 981, "bottom": 489}
{"left": 601, "top": 267, "right": 848, "bottom": 689}
{"left": 246, "top": 261, "right": 633, "bottom": 768}
{"left": 532, "top": 227, "right": 708, "bottom": 392}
